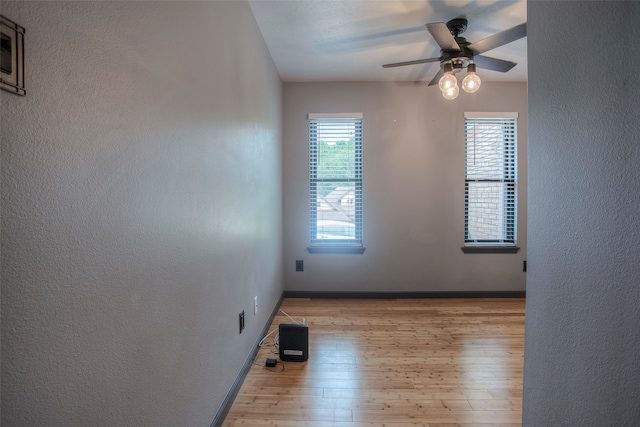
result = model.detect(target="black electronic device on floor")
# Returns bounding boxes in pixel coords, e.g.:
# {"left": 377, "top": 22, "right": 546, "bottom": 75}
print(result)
{"left": 279, "top": 323, "right": 308, "bottom": 362}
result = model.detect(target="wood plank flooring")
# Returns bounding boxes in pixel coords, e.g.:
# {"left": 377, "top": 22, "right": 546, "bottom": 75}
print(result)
{"left": 222, "top": 298, "right": 525, "bottom": 427}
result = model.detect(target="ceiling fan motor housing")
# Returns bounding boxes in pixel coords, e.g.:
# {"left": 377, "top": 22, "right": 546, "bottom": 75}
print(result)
{"left": 439, "top": 19, "right": 474, "bottom": 71}
{"left": 446, "top": 18, "right": 468, "bottom": 36}
{"left": 441, "top": 38, "right": 474, "bottom": 71}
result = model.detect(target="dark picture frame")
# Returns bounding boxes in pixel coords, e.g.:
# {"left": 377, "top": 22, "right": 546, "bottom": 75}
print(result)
{"left": 1, "top": 14, "right": 26, "bottom": 96}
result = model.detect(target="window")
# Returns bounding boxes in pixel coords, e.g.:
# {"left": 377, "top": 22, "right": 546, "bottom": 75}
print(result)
{"left": 308, "top": 113, "right": 363, "bottom": 253}
{"left": 463, "top": 112, "right": 519, "bottom": 253}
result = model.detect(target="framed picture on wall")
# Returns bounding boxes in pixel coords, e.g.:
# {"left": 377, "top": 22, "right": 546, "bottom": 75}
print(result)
{"left": 1, "top": 14, "right": 26, "bottom": 96}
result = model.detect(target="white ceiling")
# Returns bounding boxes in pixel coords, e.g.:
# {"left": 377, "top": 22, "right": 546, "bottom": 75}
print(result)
{"left": 249, "top": 0, "right": 527, "bottom": 83}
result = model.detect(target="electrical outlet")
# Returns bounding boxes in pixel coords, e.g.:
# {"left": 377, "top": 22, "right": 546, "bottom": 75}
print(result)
{"left": 253, "top": 296, "right": 258, "bottom": 315}
{"left": 295, "top": 260, "right": 304, "bottom": 272}
{"left": 239, "top": 310, "right": 245, "bottom": 334}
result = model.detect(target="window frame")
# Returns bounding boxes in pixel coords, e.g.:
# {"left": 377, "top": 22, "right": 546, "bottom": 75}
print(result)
{"left": 462, "top": 112, "right": 520, "bottom": 254}
{"left": 307, "top": 113, "right": 364, "bottom": 254}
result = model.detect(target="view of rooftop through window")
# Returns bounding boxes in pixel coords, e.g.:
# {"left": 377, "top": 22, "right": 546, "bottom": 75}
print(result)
{"left": 309, "top": 116, "right": 363, "bottom": 245}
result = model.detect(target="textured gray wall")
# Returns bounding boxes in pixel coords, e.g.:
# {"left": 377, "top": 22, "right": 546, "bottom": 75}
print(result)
{"left": 524, "top": 1, "right": 640, "bottom": 424}
{"left": 1, "top": 2, "right": 283, "bottom": 426}
{"left": 283, "top": 81, "right": 528, "bottom": 292}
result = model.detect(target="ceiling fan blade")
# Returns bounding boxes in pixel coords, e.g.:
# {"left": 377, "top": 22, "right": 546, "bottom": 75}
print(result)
{"left": 474, "top": 55, "right": 517, "bottom": 73}
{"left": 468, "top": 22, "right": 526, "bottom": 54}
{"left": 428, "top": 68, "right": 444, "bottom": 86}
{"left": 382, "top": 57, "right": 440, "bottom": 68}
{"left": 426, "top": 22, "right": 461, "bottom": 51}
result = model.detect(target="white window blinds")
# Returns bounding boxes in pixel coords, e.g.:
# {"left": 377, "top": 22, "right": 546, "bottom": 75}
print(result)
{"left": 309, "top": 114, "right": 363, "bottom": 246}
{"left": 464, "top": 113, "right": 517, "bottom": 244}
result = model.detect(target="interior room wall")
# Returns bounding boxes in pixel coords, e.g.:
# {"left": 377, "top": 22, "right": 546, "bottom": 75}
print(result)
{"left": 1, "top": 1, "right": 283, "bottom": 426}
{"left": 283, "top": 81, "right": 527, "bottom": 293}
{"left": 524, "top": 1, "right": 640, "bottom": 424}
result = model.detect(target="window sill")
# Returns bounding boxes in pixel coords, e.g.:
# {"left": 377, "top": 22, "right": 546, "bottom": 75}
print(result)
{"left": 307, "top": 245, "right": 366, "bottom": 254}
{"left": 461, "top": 245, "right": 520, "bottom": 254}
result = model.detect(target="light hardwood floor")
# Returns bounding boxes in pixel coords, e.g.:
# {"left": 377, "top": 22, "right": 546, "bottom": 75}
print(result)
{"left": 222, "top": 298, "right": 525, "bottom": 427}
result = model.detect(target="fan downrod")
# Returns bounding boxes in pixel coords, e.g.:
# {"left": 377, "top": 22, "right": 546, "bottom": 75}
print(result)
{"left": 446, "top": 18, "right": 468, "bottom": 37}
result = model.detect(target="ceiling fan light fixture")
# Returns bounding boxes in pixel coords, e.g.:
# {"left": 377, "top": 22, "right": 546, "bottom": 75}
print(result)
{"left": 439, "top": 73, "right": 457, "bottom": 92}
{"left": 438, "top": 63, "right": 457, "bottom": 92}
{"left": 381, "top": 19, "right": 526, "bottom": 98}
{"left": 462, "top": 63, "right": 481, "bottom": 93}
{"left": 442, "top": 84, "right": 459, "bottom": 100}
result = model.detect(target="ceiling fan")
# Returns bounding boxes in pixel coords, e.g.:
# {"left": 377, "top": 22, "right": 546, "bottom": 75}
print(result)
{"left": 382, "top": 18, "right": 526, "bottom": 99}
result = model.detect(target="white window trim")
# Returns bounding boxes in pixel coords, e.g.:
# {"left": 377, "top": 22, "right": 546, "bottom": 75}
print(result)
{"left": 308, "top": 113, "right": 363, "bottom": 120}
{"left": 465, "top": 112, "right": 519, "bottom": 119}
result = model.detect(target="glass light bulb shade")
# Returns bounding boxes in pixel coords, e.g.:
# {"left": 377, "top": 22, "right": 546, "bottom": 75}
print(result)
{"left": 438, "top": 72, "right": 457, "bottom": 92}
{"left": 462, "top": 73, "right": 482, "bottom": 93}
{"left": 442, "top": 84, "right": 459, "bottom": 100}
